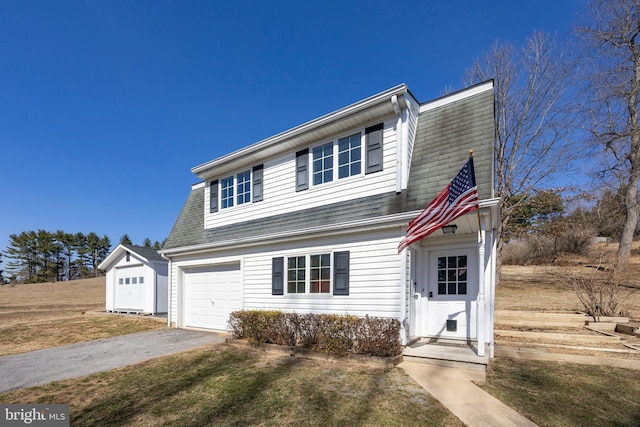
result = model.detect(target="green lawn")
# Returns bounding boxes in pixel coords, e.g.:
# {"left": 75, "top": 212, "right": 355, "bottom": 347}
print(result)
{"left": 481, "top": 358, "right": 640, "bottom": 427}
{"left": 0, "top": 345, "right": 463, "bottom": 427}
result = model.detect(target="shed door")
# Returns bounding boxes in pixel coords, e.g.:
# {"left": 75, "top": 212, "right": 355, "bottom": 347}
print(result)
{"left": 183, "top": 264, "right": 242, "bottom": 330}
{"left": 115, "top": 265, "right": 145, "bottom": 311}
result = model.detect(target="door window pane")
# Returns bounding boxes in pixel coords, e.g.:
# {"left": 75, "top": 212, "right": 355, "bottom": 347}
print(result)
{"left": 437, "top": 255, "right": 468, "bottom": 295}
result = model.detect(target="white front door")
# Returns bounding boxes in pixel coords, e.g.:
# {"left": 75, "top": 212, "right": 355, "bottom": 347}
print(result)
{"left": 427, "top": 248, "right": 477, "bottom": 340}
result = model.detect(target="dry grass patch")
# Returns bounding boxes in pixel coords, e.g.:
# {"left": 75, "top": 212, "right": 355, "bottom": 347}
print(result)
{"left": 481, "top": 358, "right": 640, "bottom": 427}
{"left": 0, "top": 346, "right": 463, "bottom": 427}
{"left": 0, "top": 277, "right": 165, "bottom": 355}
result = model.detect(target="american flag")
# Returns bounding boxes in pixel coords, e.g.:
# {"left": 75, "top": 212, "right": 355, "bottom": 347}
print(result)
{"left": 398, "top": 157, "right": 479, "bottom": 253}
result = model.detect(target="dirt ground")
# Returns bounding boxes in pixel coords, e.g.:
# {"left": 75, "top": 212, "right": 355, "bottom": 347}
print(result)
{"left": 498, "top": 243, "right": 640, "bottom": 320}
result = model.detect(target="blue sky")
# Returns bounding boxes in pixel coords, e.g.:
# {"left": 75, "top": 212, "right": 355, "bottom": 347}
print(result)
{"left": 0, "top": 0, "right": 583, "bottom": 253}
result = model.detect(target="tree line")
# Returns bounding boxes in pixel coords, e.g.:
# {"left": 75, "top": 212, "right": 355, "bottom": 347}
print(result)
{"left": 4, "top": 230, "right": 111, "bottom": 283}
{"left": 2, "top": 231, "right": 166, "bottom": 284}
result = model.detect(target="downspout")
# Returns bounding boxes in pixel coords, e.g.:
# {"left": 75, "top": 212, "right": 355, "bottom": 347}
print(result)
{"left": 161, "top": 253, "right": 172, "bottom": 328}
{"left": 477, "top": 213, "right": 487, "bottom": 357}
{"left": 392, "top": 95, "right": 403, "bottom": 194}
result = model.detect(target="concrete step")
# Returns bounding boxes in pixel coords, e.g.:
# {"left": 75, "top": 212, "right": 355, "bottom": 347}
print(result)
{"left": 496, "top": 310, "right": 629, "bottom": 324}
{"left": 495, "top": 329, "right": 622, "bottom": 344}
{"left": 403, "top": 342, "right": 489, "bottom": 372}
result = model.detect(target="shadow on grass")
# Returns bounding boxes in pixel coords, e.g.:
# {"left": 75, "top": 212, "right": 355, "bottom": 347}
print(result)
{"left": 73, "top": 349, "right": 258, "bottom": 426}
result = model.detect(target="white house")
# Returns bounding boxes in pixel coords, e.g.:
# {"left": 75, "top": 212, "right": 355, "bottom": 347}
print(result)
{"left": 160, "top": 81, "right": 499, "bottom": 357}
{"left": 100, "top": 244, "right": 169, "bottom": 314}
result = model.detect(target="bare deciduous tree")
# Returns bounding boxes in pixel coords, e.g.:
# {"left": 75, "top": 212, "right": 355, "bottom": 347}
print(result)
{"left": 580, "top": 0, "right": 640, "bottom": 271}
{"left": 465, "top": 31, "right": 577, "bottom": 277}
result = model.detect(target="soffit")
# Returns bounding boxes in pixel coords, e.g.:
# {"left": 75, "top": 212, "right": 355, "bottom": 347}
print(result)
{"left": 193, "top": 85, "right": 410, "bottom": 180}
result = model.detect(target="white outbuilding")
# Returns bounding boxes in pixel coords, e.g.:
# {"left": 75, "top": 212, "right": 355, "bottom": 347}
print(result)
{"left": 99, "top": 244, "right": 168, "bottom": 314}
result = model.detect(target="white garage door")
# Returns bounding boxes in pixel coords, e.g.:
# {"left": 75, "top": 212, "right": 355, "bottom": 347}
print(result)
{"left": 184, "top": 263, "right": 242, "bottom": 330}
{"left": 116, "top": 265, "right": 144, "bottom": 311}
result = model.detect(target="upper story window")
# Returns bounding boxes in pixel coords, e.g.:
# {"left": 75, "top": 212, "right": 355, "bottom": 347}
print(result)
{"left": 338, "top": 133, "right": 361, "bottom": 178}
{"left": 296, "top": 124, "right": 383, "bottom": 192}
{"left": 221, "top": 176, "right": 235, "bottom": 209}
{"left": 236, "top": 170, "right": 251, "bottom": 205}
{"left": 312, "top": 142, "right": 334, "bottom": 185}
{"left": 210, "top": 164, "right": 264, "bottom": 213}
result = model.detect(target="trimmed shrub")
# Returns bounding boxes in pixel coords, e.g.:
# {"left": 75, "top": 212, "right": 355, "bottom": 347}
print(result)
{"left": 228, "top": 310, "right": 402, "bottom": 358}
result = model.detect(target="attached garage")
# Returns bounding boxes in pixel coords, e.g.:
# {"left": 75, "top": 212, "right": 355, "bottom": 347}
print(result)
{"left": 183, "top": 263, "right": 242, "bottom": 330}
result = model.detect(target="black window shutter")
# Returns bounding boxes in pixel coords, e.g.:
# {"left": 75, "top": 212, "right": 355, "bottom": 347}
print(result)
{"left": 210, "top": 180, "right": 219, "bottom": 213}
{"left": 272, "top": 257, "right": 284, "bottom": 295}
{"left": 252, "top": 164, "right": 264, "bottom": 202}
{"left": 296, "top": 149, "right": 309, "bottom": 191}
{"left": 365, "top": 123, "right": 384, "bottom": 174}
{"left": 333, "top": 251, "right": 350, "bottom": 295}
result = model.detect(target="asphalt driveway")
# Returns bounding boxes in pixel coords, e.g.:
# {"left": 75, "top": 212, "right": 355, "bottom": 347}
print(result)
{"left": 0, "top": 329, "right": 226, "bottom": 393}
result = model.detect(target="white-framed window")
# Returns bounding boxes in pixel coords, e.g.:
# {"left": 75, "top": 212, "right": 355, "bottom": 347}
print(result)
{"left": 212, "top": 165, "right": 264, "bottom": 211}
{"left": 312, "top": 142, "right": 334, "bottom": 185}
{"left": 310, "top": 131, "right": 363, "bottom": 187}
{"left": 295, "top": 124, "right": 383, "bottom": 191}
{"left": 236, "top": 170, "right": 251, "bottom": 205}
{"left": 139, "top": 276, "right": 144, "bottom": 284}
{"left": 310, "top": 253, "right": 331, "bottom": 293}
{"left": 287, "top": 255, "right": 306, "bottom": 294}
{"left": 338, "top": 133, "right": 361, "bottom": 178}
{"left": 132, "top": 277, "right": 137, "bottom": 285}
{"left": 221, "top": 176, "right": 234, "bottom": 209}
{"left": 273, "top": 251, "right": 349, "bottom": 296}
{"left": 286, "top": 253, "right": 331, "bottom": 294}
{"left": 118, "top": 278, "right": 123, "bottom": 285}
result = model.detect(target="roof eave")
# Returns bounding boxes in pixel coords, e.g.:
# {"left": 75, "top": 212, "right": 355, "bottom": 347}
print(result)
{"left": 192, "top": 84, "right": 412, "bottom": 180}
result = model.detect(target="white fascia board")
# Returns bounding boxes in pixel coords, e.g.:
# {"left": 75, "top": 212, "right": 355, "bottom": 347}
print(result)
{"left": 192, "top": 84, "right": 410, "bottom": 178}
{"left": 98, "top": 244, "right": 151, "bottom": 270}
{"left": 159, "top": 212, "right": 415, "bottom": 258}
{"left": 419, "top": 80, "right": 494, "bottom": 113}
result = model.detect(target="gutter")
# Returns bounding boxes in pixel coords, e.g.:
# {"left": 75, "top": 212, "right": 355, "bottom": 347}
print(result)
{"left": 192, "top": 84, "right": 411, "bottom": 177}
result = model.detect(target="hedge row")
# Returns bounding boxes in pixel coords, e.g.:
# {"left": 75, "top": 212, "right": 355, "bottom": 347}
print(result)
{"left": 228, "top": 310, "right": 402, "bottom": 358}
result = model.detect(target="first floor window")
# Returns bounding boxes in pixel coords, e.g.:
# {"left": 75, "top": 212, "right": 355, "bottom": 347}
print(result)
{"left": 221, "top": 176, "right": 234, "bottom": 208}
{"left": 437, "top": 255, "right": 467, "bottom": 295}
{"left": 272, "top": 251, "right": 350, "bottom": 296}
{"left": 287, "top": 256, "right": 306, "bottom": 293}
{"left": 310, "top": 254, "right": 330, "bottom": 293}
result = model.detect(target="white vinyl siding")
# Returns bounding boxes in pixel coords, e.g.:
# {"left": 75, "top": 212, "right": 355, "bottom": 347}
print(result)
{"left": 243, "top": 230, "right": 402, "bottom": 318}
{"left": 204, "top": 118, "right": 398, "bottom": 230}
{"left": 106, "top": 251, "right": 168, "bottom": 315}
{"left": 168, "top": 229, "right": 404, "bottom": 324}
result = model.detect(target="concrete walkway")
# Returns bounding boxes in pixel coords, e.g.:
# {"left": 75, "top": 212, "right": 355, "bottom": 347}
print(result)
{"left": 0, "top": 329, "right": 226, "bottom": 393}
{"left": 400, "top": 361, "right": 538, "bottom": 427}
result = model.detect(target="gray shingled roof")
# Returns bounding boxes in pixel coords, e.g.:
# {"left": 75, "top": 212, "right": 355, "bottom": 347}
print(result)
{"left": 122, "top": 244, "right": 166, "bottom": 262}
{"left": 163, "top": 86, "right": 494, "bottom": 250}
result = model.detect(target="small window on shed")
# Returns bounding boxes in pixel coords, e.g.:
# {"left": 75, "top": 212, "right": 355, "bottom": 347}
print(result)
{"left": 132, "top": 277, "right": 137, "bottom": 284}
{"left": 119, "top": 278, "right": 123, "bottom": 285}
{"left": 139, "top": 276, "right": 144, "bottom": 284}
{"left": 125, "top": 278, "right": 130, "bottom": 285}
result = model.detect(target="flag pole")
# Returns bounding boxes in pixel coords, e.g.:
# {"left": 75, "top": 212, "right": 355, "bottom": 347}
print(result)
{"left": 469, "top": 150, "right": 483, "bottom": 244}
